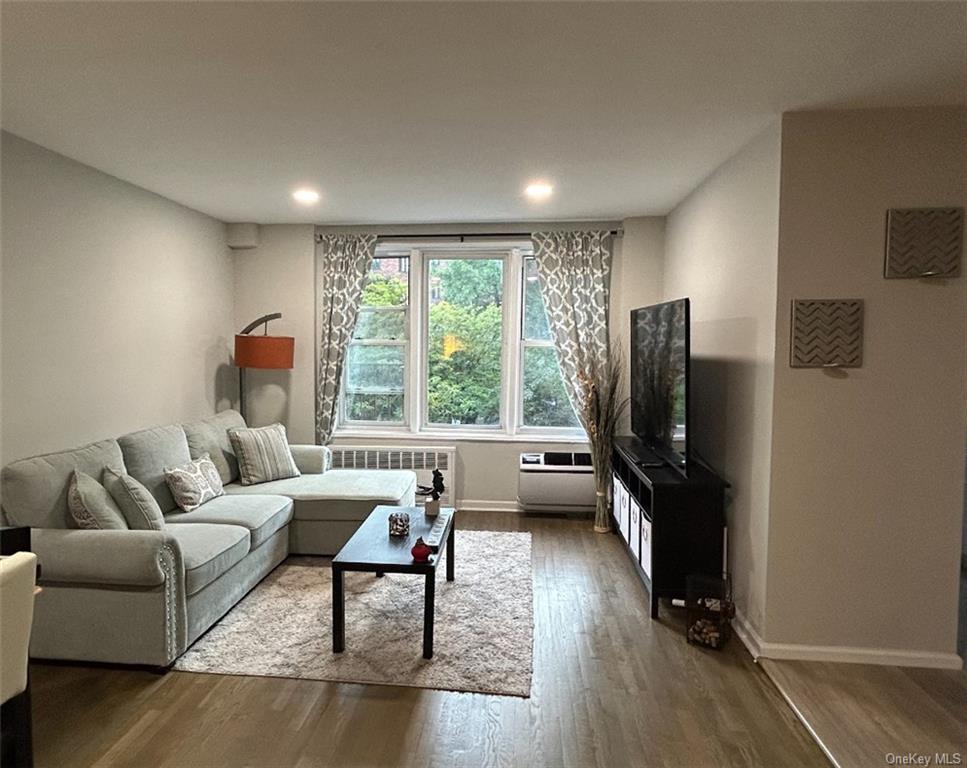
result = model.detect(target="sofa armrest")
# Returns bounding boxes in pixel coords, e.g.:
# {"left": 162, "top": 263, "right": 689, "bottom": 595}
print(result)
{"left": 289, "top": 444, "right": 332, "bottom": 474}
{"left": 31, "top": 528, "right": 183, "bottom": 588}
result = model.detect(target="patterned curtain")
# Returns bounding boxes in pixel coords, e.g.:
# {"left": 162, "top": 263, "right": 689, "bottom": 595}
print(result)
{"left": 315, "top": 234, "right": 377, "bottom": 443}
{"left": 530, "top": 231, "right": 613, "bottom": 433}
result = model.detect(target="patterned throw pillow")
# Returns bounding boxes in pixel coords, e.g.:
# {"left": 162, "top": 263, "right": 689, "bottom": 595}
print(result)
{"left": 103, "top": 467, "right": 166, "bottom": 531}
{"left": 227, "top": 423, "right": 301, "bottom": 486}
{"left": 67, "top": 470, "right": 128, "bottom": 530}
{"left": 164, "top": 454, "right": 225, "bottom": 512}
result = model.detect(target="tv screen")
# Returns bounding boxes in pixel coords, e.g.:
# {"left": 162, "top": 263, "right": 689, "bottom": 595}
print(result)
{"left": 630, "top": 298, "right": 689, "bottom": 475}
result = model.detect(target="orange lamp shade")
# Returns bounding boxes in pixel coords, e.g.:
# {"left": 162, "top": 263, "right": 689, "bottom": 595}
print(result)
{"left": 234, "top": 335, "right": 295, "bottom": 369}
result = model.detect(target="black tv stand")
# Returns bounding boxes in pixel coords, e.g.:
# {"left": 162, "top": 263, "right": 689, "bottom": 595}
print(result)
{"left": 623, "top": 442, "right": 664, "bottom": 468}
{"left": 611, "top": 436, "right": 726, "bottom": 619}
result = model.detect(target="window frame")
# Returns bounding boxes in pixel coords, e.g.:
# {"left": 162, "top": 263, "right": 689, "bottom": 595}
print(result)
{"left": 335, "top": 242, "right": 586, "bottom": 441}
{"left": 516, "top": 255, "right": 583, "bottom": 436}
{"left": 338, "top": 254, "right": 412, "bottom": 429}
{"left": 420, "top": 249, "right": 511, "bottom": 433}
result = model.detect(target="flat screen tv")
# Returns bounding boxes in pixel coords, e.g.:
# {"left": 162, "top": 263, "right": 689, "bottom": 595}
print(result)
{"left": 630, "top": 298, "right": 690, "bottom": 476}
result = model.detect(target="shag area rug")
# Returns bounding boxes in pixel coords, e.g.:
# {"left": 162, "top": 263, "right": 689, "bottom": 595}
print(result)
{"left": 174, "top": 530, "right": 533, "bottom": 697}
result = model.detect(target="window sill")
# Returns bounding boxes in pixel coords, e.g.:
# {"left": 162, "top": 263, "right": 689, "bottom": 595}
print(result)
{"left": 332, "top": 428, "right": 588, "bottom": 445}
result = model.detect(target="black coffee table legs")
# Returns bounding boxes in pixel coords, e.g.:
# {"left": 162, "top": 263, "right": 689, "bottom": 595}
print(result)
{"left": 332, "top": 567, "right": 345, "bottom": 653}
{"left": 423, "top": 573, "right": 435, "bottom": 659}
{"left": 446, "top": 522, "right": 455, "bottom": 582}
{"left": 424, "top": 522, "right": 454, "bottom": 658}
{"left": 333, "top": 517, "right": 455, "bottom": 659}
{"left": 332, "top": 568, "right": 443, "bottom": 659}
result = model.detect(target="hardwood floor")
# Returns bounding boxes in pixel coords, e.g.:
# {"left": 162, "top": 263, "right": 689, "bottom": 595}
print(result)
{"left": 30, "top": 512, "right": 824, "bottom": 768}
{"left": 761, "top": 658, "right": 967, "bottom": 768}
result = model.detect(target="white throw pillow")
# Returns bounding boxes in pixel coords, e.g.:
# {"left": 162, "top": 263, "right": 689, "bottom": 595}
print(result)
{"left": 164, "top": 454, "right": 225, "bottom": 512}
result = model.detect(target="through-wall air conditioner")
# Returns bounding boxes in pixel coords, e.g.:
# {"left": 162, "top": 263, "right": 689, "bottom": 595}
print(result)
{"left": 518, "top": 452, "right": 596, "bottom": 514}
{"left": 329, "top": 446, "right": 456, "bottom": 507}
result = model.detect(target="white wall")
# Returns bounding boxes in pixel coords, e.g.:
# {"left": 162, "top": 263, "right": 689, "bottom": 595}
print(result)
{"left": 0, "top": 136, "right": 4, "bottom": 484}
{"left": 662, "top": 123, "right": 782, "bottom": 638}
{"left": 766, "top": 107, "right": 967, "bottom": 660}
{"left": 234, "top": 219, "right": 664, "bottom": 507}
{"left": 232, "top": 224, "right": 316, "bottom": 443}
{"left": 0, "top": 132, "right": 236, "bottom": 464}
{"left": 611, "top": 217, "right": 665, "bottom": 435}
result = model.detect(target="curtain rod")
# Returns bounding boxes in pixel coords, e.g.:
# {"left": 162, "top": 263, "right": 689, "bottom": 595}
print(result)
{"left": 315, "top": 229, "right": 622, "bottom": 243}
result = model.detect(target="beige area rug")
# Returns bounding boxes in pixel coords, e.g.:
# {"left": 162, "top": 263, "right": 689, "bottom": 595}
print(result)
{"left": 174, "top": 530, "right": 533, "bottom": 697}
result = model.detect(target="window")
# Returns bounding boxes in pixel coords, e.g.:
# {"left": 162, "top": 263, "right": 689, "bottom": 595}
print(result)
{"left": 338, "top": 245, "right": 582, "bottom": 438}
{"left": 520, "top": 257, "right": 581, "bottom": 429}
{"left": 426, "top": 257, "right": 503, "bottom": 427}
{"left": 341, "top": 256, "right": 409, "bottom": 424}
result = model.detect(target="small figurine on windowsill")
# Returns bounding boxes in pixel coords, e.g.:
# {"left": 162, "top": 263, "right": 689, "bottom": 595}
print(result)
{"left": 417, "top": 469, "right": 445, "bottom": 517}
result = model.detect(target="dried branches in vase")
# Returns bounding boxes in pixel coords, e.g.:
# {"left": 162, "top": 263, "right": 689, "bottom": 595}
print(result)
{"left": 577, "top": 344, "right": 630, "bottom": 533}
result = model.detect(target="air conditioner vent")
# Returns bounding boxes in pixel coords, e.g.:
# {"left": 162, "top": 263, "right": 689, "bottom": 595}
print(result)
{"left": 518, "top": 451, "right": 595, "bottom": 513}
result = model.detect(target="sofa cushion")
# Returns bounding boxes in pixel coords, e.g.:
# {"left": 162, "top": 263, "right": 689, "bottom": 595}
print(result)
{"left": 182, "top": 410, "right": 246, "bottom": 485}
{"left": 164, "top": 494, "right": 293, "bottom": 549}
{"left": 67, "top": 471, "right": 128, "bottom": 530}
{"left": 103, "top": 467, "right": 166, "bottom": 531}
{"left": 164, "top": 523, "right": 250, "bottom": 596}
{"left": 118, "top": 425, "right": 191, "bottom": 514}
{"left": 1, "top": 439, "right": 126, "bottom": 529}
{"left": 223, "top": 470, "right": 417, "bottom": 522}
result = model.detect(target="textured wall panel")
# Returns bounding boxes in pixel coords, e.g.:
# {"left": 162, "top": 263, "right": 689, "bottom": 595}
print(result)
{"left": 790, "top": 299, "right": 864, "bottom": 368}
{"left": 885, "top": 207, "right": 963, "bottom": 279}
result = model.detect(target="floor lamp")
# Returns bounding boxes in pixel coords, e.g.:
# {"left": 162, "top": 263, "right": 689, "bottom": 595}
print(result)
{"left": 234, "top": 313, "right": 295, "bottom": 421}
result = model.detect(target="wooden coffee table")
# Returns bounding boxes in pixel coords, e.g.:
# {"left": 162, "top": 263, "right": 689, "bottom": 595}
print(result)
{"left": 331, "top": 505, "right": 455, "bottom": 660}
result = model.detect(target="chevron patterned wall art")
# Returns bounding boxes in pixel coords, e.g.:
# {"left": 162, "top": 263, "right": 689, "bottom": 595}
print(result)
{"left": 790, "top": 299, "right": 864, "bottom": 368}
{"left": 885, "top": 207, "right": 963, "bottom": 279}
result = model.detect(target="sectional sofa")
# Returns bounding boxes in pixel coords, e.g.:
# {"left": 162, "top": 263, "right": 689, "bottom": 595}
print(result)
{"left": 0, "top": 410, "right": 416, "bottom": 667}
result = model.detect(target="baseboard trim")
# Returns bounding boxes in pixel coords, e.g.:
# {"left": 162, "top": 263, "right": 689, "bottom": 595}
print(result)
{"left": 757, "top": 642, "right": 963, "bottom": 670}
{"left": 731, "top": 610, "right": 962, "bottom": 669}
{"left": 731, "top": 609, "right": 764, "bottom": 660}
{"left": 456, "top": 498, "right": 522, "bottom": 513}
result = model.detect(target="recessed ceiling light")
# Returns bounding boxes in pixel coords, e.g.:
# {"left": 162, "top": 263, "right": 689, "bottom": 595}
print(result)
{"left": 525, "top": 182, "right": 553, "bottom": 201}
{"left": 292, "top": 188, "right": 320, "bottom": 205}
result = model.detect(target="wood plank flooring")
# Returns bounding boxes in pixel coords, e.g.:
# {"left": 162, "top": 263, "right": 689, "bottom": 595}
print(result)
{"left": 760, "top": 658, "right": 967, "bottom": 768}
{"left": 30, "top": 512, "right": 825, "bottom": 768}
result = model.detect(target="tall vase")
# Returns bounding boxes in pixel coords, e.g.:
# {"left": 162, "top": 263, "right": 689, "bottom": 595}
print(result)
{"left": 593, "top": 469, "right": 611, "bottom": 533}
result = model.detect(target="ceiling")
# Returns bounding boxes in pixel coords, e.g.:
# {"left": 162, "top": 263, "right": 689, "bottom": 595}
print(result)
{"left": 2, "top": 2, "right": 964, "bottom": 225}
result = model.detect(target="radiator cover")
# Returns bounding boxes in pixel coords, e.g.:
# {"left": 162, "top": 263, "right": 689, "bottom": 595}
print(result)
{"left": 329, "top": 445, "right": 456, "bottom": 507}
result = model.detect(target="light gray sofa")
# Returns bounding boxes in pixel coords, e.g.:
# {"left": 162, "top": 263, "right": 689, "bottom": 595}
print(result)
{"left": 0, "top": 410, "right": 416, "bottom": 667}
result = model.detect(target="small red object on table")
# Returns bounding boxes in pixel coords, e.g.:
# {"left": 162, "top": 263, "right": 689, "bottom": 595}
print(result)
{"left": 411, "top": 537, "right": 432, "bottom": 563}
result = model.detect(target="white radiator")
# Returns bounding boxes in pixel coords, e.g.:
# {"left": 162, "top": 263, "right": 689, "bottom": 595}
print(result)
{"left": 329, "top": 445, "right": 456, "bottom": 507}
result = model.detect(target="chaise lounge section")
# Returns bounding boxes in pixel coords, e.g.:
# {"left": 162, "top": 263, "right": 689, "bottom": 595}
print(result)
{"left": 0, "top": 410, "right": 416, "bottom": 666}
{"left": 181, "top": 410, "right": 417, "bottom": 555}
